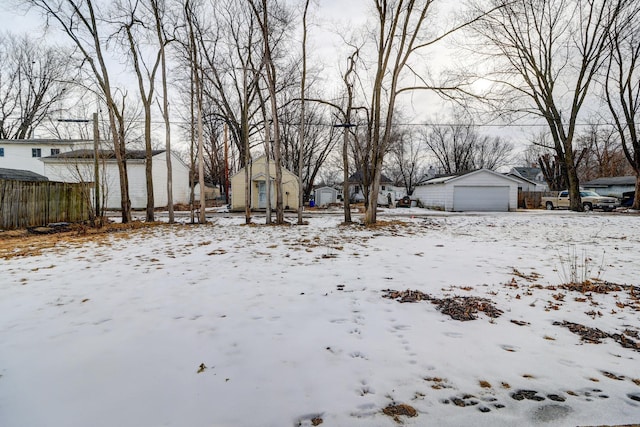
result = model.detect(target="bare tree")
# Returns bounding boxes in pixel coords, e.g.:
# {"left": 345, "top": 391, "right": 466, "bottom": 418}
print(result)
{"left": 184, "top": 0, "right": 205, "bottom": 224}
{"left": 279, "top": 98, "right": 340, "bottom": 203}
{"left": 297, "top": 0, "right": 310, "bottom": 225}
{"left": 116, "top": 0, "right": 164, "bottom": 222}
{"left": 248, "top": 0, "right": 294, "bottom": 225}
{"left": 604, "top": 2, "right": 640, "bottom": 209}
{"left": 153, "top": 0, "right": 176, "bottom": 223}
{"left": 422, "top": 116, "right": 513, "bottom": 174}
{"left": 26, "top": 0, "right": 133, "bottom": 223}
{"left": 386, "top": 130, "right": 425, "bottom": 195}
{"left": 0, "top": 33, "right": 76, "bottom": 139}
{"left": 470, "top": 0, "right": 627, "bottom": 211}
{"left": 575, "top": 123, "right": 630, "bottom": 181}
{"left": 354, "top": 1, "right": 492, "bottom": 224}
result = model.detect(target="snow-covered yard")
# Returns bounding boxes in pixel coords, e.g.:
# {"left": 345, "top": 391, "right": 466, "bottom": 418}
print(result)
{"left": 1, "top": 211, "right": 639, "bottom": 427}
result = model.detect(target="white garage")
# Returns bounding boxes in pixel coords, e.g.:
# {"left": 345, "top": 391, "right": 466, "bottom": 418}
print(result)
{"left": 413, "top": 169, "right": 519, "bottom": 212}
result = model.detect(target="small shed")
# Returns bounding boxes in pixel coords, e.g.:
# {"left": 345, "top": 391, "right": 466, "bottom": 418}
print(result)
{"left": 413, "top": 169, "right": 519, "bottom": 212}
{"left": 230, "top": 156, "right": 300, "bottom": 212}
{"left": 313, "top": 186, "right": 338, "bottom": 207}
{"left": 582, "top": 176, "right": 636, "bottom": 198}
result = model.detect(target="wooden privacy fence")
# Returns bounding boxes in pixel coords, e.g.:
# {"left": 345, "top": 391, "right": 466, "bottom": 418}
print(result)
{"left": 0, "top": 180, "right": 91, "bottom": 229}
{"left": 518, "top": 190, "right": 557, "bottom": 209}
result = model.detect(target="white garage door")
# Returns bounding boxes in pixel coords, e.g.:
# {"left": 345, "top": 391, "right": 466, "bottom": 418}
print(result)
{"left": 453, "top": 186, "right": 509, "bottom": 211}
{"left": 318, "top": 191, "right": 333, "bottom": 206}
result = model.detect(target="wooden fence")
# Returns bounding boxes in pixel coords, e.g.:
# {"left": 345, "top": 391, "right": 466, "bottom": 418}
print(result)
{"left": 0, "top": 180, "right": 91, "bottom": 230}
{"left": 518, "top": 190, "right": 558, "bottom": 209}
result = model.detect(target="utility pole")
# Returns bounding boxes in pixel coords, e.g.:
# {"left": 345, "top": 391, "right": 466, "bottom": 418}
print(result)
{"left": 58, "top": 116, "right": 100, "bottom": 227}
{"left": 92, "top": 113, "right": 100, "bottom": 224}
{"left": 224, "top": 123, "right": 229, "bottom": 205}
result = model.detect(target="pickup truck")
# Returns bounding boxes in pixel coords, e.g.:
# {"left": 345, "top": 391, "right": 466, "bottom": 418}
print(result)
{"left": 541, "top": 190, "right": 619, "bottom": 211}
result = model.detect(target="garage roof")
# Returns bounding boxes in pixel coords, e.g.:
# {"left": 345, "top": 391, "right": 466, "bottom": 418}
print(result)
{"left": 418, "top": 169, "right": 521, "bottom": 185}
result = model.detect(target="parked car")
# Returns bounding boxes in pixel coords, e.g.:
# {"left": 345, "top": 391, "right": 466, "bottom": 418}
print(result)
{"left": 396, "top": 196, "right": 412, "bottom": 208}
{"left": 541, "top": 190, "right": 619, "bottom": 211}
{"left": 621, "top": 191, "right": 635, "bottom": 207}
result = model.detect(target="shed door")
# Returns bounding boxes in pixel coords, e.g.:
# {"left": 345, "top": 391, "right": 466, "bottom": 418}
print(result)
{"left": 453, "top": 186, "right": 509, "bottom": 211}
{"left": 319, "top": 190, "right": 333, "bottom": 206}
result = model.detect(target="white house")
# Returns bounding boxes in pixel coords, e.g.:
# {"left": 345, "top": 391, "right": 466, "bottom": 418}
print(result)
{"left": 0, "top": 139, "right": 92, "bottom": 176}
{"left": 41, "top": 149, "right": 191, "bottom": 210}
{"left": 509, "top": 166, "right": 549, "bottom": 191}
{"left": 413, "top": 169, "right": 520, "bottom": 212}
{"left": 505, "top": 173, "right": 539, "bottom": 192}
{"left": 345, "top": 170, "right": 405, "bottom": 204}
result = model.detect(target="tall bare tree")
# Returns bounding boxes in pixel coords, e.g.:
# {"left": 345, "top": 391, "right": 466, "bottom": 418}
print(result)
{"left": 116, "top": 0, "right": 164, "bottom": 222}
{"left": 297, "top": 0, "right": 310, "bottom": 225}
{"left": 355, "top": 1, "right": 491, "bottom": 224}
{"left": 26, "top": 0, "right": 133, "bottom": 222}
{"left": 604, "top": 2, "right": 640, "bottom": 209}
{"left": 248, "top": 0, "right": 294, "bottom": 225}
{"left": 184, "top": 0, "right": 205, "bottom": 223}
{"left": 152, "top": 0, "right": 176, "bottom": 223}
{"left": 471, "top": 0, "right": 627, "bottom": 211}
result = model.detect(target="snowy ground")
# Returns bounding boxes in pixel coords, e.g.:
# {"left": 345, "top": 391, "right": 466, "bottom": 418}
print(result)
{"left": 1, "top": 210, "right": 639, "bottom": 427}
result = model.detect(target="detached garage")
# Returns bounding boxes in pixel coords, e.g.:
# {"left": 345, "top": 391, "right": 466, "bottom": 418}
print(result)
{"left": 413, "top": 169, "right": 519, "bottom": 212}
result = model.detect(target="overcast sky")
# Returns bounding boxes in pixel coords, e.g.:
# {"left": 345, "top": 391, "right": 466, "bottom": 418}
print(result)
{"left": 0, "top": 1, "right": 533, "bottom": 156}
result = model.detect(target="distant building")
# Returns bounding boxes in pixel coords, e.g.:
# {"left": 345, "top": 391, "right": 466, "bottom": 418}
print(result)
{"left": 230, "top": 156, "right": 300, "bottom": 212}
{"left": 0, "top": 139, "right": 92, "bottom": 175}
{"left": 509, "top": 167, "right": 548, "bottom": 191}
{"left": 582, "top": 176, "right": 636, "bottom": 198}
{"left": 42, "top": 149, "right": 191, "bottom": 209}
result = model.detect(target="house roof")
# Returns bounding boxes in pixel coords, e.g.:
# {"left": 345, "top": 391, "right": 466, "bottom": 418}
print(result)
{"left": 43, "top": 149, "right": 165, "bottom": 160}
{"left": 0, "top": 138, "right": 92, "bottom": 146}
{"left": 0, "top": 168, "right": 49, "bottom": 182}
{"left": 505, "top": 172, "right": 537, "bottom": 186}
{"left": 348, "top": 170, "right": 392, "bottom": 184}
{"left": 512, "top": 167, "right": 543, "bottom": 181}
{"left": 418, "top": 169, "right": 521, "bottom": 186}
{"left": 582, "top": 176, "right": 636, "bottom": 187}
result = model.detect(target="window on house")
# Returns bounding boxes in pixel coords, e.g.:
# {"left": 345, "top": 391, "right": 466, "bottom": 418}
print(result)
{"left": 32, "top": 148, "right": 42, "bottom": 157}
{"left": 355, "top": 186, "right": 360, "bottom": 194}
{"left": 50, "top": 148, "right": 60, "bottom": 155}
{"left": 0, "top": 147, "right": 4, "bottom": 157}
{"left": 381, "top": 185, "right": 386, "bottom": 190}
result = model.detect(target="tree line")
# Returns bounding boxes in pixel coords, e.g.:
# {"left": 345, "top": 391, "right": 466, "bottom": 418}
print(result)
{"left": 3, "top": 0, "right": 639, "bottom": 225}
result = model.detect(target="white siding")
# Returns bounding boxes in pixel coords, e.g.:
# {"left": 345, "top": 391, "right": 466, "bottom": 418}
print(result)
{"left": 449, "top": 170, "right": 518, "bottom": 211}
{"left": 0, "top": 140, "right": 91, "bottom": 175}
{"left": 43, "top": 151, "right": 191, "bottom": 210}
{"left": 414, "top": 169, "right": 519, "bottom": 211}
{"left": 413, "top": 183, "right": 448, "bottom": 210}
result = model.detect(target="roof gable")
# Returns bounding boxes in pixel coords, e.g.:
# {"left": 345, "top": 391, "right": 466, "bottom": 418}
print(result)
{"left": 419, "top": 169, "right": 521, "bottom": 185}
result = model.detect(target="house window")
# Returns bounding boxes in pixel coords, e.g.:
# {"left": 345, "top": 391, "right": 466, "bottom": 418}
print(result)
{"left": 32, "top": 148, "right": 42, "bottom": 157}
{"left": 0, "top": 147, "right": 4, "bottom": 157}
{"left": 50, "top": 148, "right": 60, "bottom": 156}
{"left": 354, "top": 185, "right": 360, "bottom": 194}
